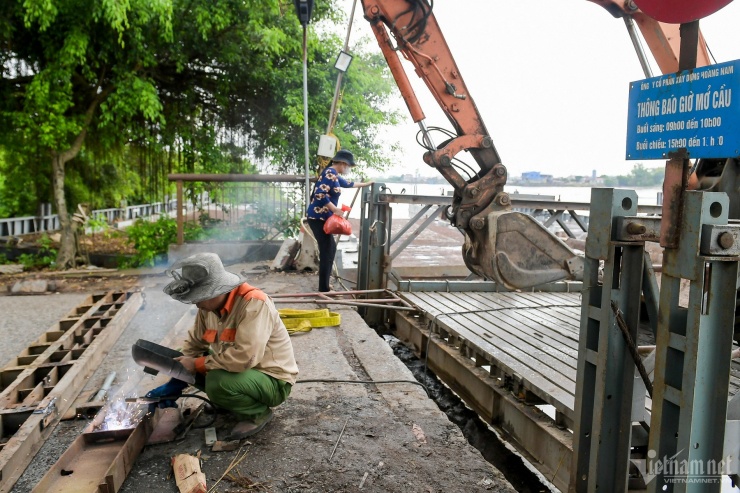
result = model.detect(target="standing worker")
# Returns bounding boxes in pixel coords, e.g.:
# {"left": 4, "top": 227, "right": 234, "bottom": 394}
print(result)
{"left": 306, "top": 149, "right": 371, "bottom": 292}
{"left": 147, "top": 252, "right": 298, "bottom": 439}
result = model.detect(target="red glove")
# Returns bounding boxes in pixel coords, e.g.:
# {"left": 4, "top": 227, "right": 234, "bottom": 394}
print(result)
{"left": 341, "top": 204, "right": 352, "bottom": 212}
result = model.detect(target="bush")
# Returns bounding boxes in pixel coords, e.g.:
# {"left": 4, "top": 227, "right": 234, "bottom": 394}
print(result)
{"left": 123, "top": 216, "right": 202, "bottom": 267}
{"left": 14, "top": 233, "right": 57, "bottom": 269}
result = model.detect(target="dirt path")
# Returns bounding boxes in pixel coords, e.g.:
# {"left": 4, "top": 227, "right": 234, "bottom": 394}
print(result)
{"left": 7, "top": 266, "right": 516, "bottom": 493}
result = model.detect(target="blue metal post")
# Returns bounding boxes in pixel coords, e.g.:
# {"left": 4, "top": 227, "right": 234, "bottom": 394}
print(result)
{"left": 648, "top": 192, "right": 738, "bottom": 493}
{"left": 357, "top": 183, "right": 390, "bottom": 325}
{"left": 572, "top": 189, "right": 646, "bottom": 492}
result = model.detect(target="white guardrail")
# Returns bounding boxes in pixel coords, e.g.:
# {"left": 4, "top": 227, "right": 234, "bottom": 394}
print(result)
{"left": 0, "top": 198, "right": 202, "bottom": 237}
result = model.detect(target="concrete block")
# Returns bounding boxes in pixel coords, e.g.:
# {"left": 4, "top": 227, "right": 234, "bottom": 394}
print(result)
{"left": 294, "top": 231, "right": 319, "bottom": 271}
{"left": 271, "top": 239, "right": 300, "bottom": 271}
{"left": 10, "top": 279, "right": 51, "bottom": 294}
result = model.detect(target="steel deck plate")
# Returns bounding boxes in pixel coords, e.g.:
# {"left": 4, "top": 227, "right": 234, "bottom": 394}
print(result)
{"left": 400, "top": 291, "right": 740, "bottom": 421}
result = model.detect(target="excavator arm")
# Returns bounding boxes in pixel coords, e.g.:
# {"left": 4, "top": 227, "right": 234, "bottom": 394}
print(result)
{"left": 361, "top": 0, "right": 715, "bottom": 288}
{"left": 362, "top": 0, "right": 584, "bottom": 288}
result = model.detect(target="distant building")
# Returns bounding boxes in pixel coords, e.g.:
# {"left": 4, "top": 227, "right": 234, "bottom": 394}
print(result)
{"left": 521, "top": 171, "right": 552, "bottom": 183}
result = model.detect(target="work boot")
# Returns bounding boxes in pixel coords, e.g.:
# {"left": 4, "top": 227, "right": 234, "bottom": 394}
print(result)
{"left": 227, "top": 410, "right": 273, "bottom": 440}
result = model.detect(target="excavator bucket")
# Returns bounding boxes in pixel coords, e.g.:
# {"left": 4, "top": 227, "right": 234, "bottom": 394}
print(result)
{"left": 462, "top": 210, "right": 584, "bottom": 289}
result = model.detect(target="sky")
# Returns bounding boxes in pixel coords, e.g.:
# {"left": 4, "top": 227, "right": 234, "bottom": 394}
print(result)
{"left": 335, "top": 0, "right": 740, "bottom": 178}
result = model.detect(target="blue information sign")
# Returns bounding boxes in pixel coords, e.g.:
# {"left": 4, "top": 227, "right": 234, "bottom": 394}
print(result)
{"left": 626, "top": 59, "right": 740, "bottom": 160}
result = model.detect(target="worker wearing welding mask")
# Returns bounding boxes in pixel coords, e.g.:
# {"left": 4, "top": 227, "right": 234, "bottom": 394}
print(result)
{"left": 148, "top": 252, "right": 298, "bottom": 439}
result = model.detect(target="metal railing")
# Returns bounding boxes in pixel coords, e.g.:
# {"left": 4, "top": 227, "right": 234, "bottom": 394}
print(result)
{"left": 0, "top": 201, "right": 182, "bottom": 237}
{"left": 168, "top": 174, "right": 312, "bottom": 245}
{"left": 357, "top": 186, "right": 665, "bottom": 297}
{"left": 90, "top": 201, "right": 180, "bottom": 224}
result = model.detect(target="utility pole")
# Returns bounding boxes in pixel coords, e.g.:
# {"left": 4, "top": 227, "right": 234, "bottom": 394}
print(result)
{"left": 294, "top": 0, "right": 315, "bottom": 211}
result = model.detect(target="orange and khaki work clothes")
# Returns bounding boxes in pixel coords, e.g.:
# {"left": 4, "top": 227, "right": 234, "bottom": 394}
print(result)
{"left": 181, "top": 283, "right": 298, "bottom": 419}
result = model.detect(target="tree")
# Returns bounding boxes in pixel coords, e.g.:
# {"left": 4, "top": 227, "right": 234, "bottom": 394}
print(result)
{"left": 0, "top": 0, "right": 173, "bottom": 267}
{"left": 0, "top": 0, "right": 399, "bottom": 267}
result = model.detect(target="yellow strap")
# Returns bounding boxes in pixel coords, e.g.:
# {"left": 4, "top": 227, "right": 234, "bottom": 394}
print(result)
{"left": 278, "top": 309, "right": 341, "bottom": 335}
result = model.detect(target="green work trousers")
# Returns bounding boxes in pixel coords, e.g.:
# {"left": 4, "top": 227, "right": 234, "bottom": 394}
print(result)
{"left": 195, "top": 369, "right": 292, "bottom": 421}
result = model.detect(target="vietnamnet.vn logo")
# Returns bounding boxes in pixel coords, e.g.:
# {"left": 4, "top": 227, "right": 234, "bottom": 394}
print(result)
{"left": 633, "top": 449, "right": 734, "bottom": 485}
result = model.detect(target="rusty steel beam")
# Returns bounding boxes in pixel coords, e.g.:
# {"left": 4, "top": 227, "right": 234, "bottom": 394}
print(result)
{"left": 167, "top": 173, "right": 316, "bottom": 183}
{"left": 393, "top": 311, "right": 572, "bottom": 491}
{"left": 32, "top": 416, "right": 153, "bottom": 493}
{"left": 0, "top": 291, "right": 143, "bottom": 493}
{"left": 33, "top": 310, "right": 198, "bottom": 493}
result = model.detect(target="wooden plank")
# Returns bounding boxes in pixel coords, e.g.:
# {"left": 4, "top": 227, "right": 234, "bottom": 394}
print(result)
{"left": 0, "top": 292, "right": 143, "bottom": 493}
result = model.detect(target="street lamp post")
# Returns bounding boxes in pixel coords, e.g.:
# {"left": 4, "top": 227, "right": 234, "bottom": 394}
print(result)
{"left": 294, "top": 0, "right": 314, "bottom": 211}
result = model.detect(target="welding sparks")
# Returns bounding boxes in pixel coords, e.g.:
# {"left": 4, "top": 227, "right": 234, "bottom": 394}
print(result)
{"left": 95, "top": 396, "right": 147, "bottom": 431}
{"left": 91, "top": 368, "right": 148, "bottom": 432}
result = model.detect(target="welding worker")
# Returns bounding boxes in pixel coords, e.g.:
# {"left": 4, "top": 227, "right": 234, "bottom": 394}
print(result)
{"left": 147, "top": 252, "right": 298, "bottom": 439}
{"left": 306, "top": 149, "right": 372, "bottom": 292}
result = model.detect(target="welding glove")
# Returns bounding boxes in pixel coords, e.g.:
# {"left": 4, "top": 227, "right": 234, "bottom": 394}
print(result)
{"left": 145, "top": 378, "right": 188, "bottom": 413}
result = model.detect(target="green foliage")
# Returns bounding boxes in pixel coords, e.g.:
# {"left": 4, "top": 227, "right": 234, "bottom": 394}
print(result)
{"left": 16, "top": 233, "right": 57, "bottom": 269}
{"left": 123, "top": 216, "right": 199, "bottom": 267}
{"left": 0, "top": 0, "right": 399, "bottom": 233}
{"left": 601, "top": 163, "right": 664, "bottom": 187}
{"left": 86, "top": 216, "right": 110, "bottom": 236}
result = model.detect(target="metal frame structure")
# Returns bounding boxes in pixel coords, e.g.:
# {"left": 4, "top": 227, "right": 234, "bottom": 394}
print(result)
{"left": 379, "top": 187, "right": 738, "bottom": 491}
{"left": 356, "top": 183, "right": 392, "bottom": 325}
{"left": 356, "top": 183, "right": 660, "bottom": 292}
{"left": 572, "top": 188, "right": 739, "bottom": 492}
{"left": 572, "top": 189, "right": 649, "bottom": 491}
{"left": 0, "top": 291, "right": 142, "bottom": 492}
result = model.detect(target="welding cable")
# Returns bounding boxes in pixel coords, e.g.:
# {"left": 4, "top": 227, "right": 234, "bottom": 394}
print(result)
{"left": 296, "top": 378, "right": 429, "bottom": 397}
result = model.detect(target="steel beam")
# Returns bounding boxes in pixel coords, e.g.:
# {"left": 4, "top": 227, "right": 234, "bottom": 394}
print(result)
{"left": 357, "top": 183, "right": 391, "bottom": 325}
{"left": 393, "top": 312, "right": 572, "bottom": 491}
{"left": 32, "top": 417, "right": 153, "bottom": 493}
{"left": 0, "top": 291, "right": 142, "bottom": 493}
{"left": 648, "top": 192, "right": 738, "bottom": 493}
{"left": 397, "top": 280, "right": 583, "bottom": 293}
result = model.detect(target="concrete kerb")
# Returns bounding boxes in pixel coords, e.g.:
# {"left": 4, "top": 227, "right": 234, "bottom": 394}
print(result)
{"left": 335, "top": 308, "right": 439, "bottom": 414}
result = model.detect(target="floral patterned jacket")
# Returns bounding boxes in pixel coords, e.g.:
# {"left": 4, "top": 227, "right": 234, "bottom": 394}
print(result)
{"left": 305, "top": 166, "right": 354, "bottom": 221}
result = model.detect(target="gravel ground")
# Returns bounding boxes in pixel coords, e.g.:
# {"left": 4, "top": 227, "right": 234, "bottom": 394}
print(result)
{"left": 0, "top": 293, "right": 88, "bottom": 369}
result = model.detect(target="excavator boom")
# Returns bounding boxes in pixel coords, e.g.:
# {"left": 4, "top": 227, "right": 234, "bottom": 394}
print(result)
{"left": 361, "top": 0, "right": 713, "bottom": 288}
